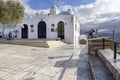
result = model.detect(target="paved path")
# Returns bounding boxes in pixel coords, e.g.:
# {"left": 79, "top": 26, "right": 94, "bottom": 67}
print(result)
{"left": 77, "top": 45, "right": 92, "bottom": 80}
{"left": 0, "top": 44, "right": 91, "bottom": 80}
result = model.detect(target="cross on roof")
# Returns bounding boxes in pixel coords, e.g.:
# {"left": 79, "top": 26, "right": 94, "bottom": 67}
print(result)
{"left": 53, "top": 0, "right": 56, "bottom": 5}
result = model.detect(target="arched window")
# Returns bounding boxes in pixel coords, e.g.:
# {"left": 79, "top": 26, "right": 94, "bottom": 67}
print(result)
{"left": 57, "top": 21, "right": 64, "bottom": 39}
{"left": 38, "top": 21, "right": 46, "bottom": 38}
{"left": 22, "top": 24, "right": 28, "bottom": 38}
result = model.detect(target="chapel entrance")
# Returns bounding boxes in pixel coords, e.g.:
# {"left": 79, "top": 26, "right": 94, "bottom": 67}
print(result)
{"left": 22, "top": 24, "right": 28, "bottom": 38}
{"left": 38, "top": 21, "right": 46, "bottom": 38}
{"left": 57, "top": 21, "right": 64, "bottom": 39}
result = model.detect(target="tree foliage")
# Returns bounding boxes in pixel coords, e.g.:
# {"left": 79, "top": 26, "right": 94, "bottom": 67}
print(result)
{"left": 0, "top": 0, "right": 24, "bottom": 25}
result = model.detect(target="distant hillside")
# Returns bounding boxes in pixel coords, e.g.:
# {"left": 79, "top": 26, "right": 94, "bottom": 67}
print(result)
{"left": 80, "top": 19, "right": 120, "bottom": 42}
{"left": 97, "top": 32, "right": 120, "bottom": 42}
{"left": 81, "top": 30, "right": 120, "bottom": 42}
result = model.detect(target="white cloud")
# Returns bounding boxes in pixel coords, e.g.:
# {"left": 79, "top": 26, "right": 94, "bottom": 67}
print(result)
{"left": 71, "top": 0, "right": 120, "bottom": 33}
{"left": 5, "top": 0, "right": 120, "bottom": 33}
{"left": 59, "top": 5, "right": 73, "bottom": 11}
{"left": 73, "top": 0, "right": 120, "bottom": 24}
{"left": 98, "top": 29, "right": 109, "bottom": 32}
{"left": 4, "top": 0, "right": 120, "bottom": 22}
{"left": 7, "top": 0, "right": 49, "bottom": 15}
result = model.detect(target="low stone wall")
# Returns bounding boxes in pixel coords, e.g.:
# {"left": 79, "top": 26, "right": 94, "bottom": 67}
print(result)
{"left": 98, "top": 49, "right": 120, "bottom": 80}
{"left": 88, "top": 38, "right": 112, "bottom": 55}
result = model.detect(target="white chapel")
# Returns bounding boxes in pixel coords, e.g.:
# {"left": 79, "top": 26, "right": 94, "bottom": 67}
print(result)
{"left": 0, "top": 1, "right": 80, "bottom": 45}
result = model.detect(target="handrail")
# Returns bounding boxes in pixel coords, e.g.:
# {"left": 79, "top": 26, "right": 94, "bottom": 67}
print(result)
{"left": 104, "top": 39, "right": 120, "bottom": 44}
{"left": 88, "top": 37, "right": 120, "bottom": 59}
{"left": 88, "top": 37, "right": 120, "bottom": 44}
{"left": 104, "top": 39, "right": 120, "bottom": 59}
{"left": 88, "top": 37, "right": 109, "bottom": 40}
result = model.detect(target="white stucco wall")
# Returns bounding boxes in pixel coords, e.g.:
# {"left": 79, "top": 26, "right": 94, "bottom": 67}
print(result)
{"left": 19, "top": 14, "right": 77, "bottom": 44}
{"left": 0, "top": 14, "right": 80, "bottom": 45}
{"left": 73, "top": 16, "right": 80, "bottom": 45}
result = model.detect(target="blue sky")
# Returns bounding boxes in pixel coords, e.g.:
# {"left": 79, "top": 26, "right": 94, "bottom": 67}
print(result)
{"left": 28, "top": 0, "right": 96, "bottom": 9}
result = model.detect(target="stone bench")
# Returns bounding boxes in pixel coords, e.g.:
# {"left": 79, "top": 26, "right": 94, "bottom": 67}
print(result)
{"left": 98, "top": 49, "right": 120, "bottom": 80}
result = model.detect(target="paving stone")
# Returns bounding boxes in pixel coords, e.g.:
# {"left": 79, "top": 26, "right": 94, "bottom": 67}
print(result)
{"left": 0, "top": 44, "right": 92, "bottom": 80}
{"left": 89, "top": 55, "right": 115, "bottom": 80}
{"left": 0, "top": 71, "right": 9, "bottom": 78}
{"left": 62, "top": 68, "right": 77, "bottom": 80}
{"left": 5, "top": 71, "right": 31, "bottom": 80}
{"left": 0, "top": 68, "right": 17, "bottom": 74}
{"left": 22, "top": 73, "right": 53, "bottom": 80}
{"left": 37, "top": 66, "right": 61, "bottom": 77}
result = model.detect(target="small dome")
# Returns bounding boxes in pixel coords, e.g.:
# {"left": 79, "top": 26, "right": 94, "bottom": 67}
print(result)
{"left": 59, "top": 11, "right": 71, "bottom": 15}
{"left": 50, "top": 5, "right": 57, "bottom": 15}
{"left": 67, "top": 9, "right": 72, "bottom": 14}
{"left": 51, "top": 5, "right": 57, "bottom": 9}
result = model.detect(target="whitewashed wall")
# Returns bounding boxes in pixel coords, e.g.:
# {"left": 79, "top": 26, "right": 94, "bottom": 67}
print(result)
{"left": 19, "top": 14, "right": 77, "bottom": 44}
{"left": 2, "top": 14, "right": 80, "bottom": 45}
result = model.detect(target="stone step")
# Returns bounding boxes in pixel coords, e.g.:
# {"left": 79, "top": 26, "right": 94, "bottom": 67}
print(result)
{"left": 89, "top": 55, "right": 115, "bottom": 80}
{"left": 47, "top": 41, "right": 66, "bottom": 48}
{"left": 0, "top": 39, "right": 66, "bottom": 48}
{"left": 0, "top": 41, "right": 49, "bottom": 48}
{"left": 98, "top": 49, "right": 120, "bottom": 80}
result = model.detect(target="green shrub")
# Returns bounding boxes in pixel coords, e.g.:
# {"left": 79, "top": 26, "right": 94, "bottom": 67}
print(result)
{"left": 118, "top": 52, "right": 120, "bottom": 55}
{"left": 110, "top": 42, "right": 114, "bottom": 50}
{"left": 79, "top": 39, "right": 87, "bottom": 44}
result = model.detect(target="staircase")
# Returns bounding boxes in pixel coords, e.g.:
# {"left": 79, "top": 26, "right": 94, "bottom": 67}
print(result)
{"left": 88, "top": 38, "right": 115, "bottom": 80}
{"left": 89, "top": 55, "right": 115, "bottom": 80}
{"left": 0, "top": 39, "right": 66, "bottom": 48}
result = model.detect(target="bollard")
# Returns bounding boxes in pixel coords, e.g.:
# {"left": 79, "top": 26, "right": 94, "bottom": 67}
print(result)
{"left": 103, "top": 39, "right": 105, "bottom": 49}
{"left": 114, "top": 42, "right": 117, "bottom": 59}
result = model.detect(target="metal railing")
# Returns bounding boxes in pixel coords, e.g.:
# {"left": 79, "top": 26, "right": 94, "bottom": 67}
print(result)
{"left": 88, "top": 38, "right": 120, "bottom": 59}
{"left": 102, "top": 38, "right": 120, "bottom": 59}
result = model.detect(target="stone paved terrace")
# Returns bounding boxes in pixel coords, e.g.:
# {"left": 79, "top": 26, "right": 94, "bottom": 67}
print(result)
{"left": 0, "top": 44, "right": 91, "bottom": 80}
